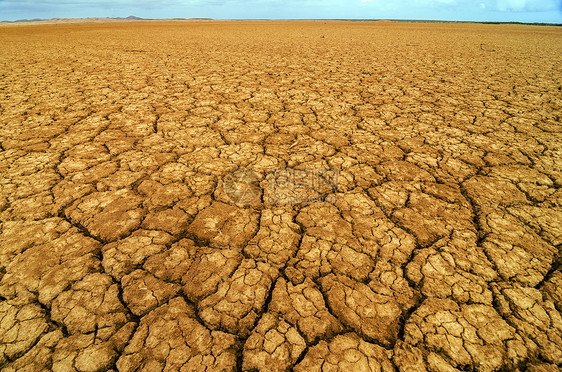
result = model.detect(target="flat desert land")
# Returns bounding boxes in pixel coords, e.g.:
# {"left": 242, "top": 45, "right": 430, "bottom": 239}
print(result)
{"left": 0, "top": 20, "right": 561, "bottom": 371}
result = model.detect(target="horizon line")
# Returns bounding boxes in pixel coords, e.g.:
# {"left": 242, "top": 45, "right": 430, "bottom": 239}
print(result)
{"left": 2, "top": 17, "right": 562, "bottom": 26}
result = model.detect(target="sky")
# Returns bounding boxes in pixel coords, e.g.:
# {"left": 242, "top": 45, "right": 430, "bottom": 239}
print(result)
{"left": 1, "top": 0, "right": 561, "bottom": 23}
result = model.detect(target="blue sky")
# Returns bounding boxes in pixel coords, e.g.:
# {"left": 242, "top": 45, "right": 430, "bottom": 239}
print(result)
{"left": 1, "top": 0, "right": 561, "bottom": 23}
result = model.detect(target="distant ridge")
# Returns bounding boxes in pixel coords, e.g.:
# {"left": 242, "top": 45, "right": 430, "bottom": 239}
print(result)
{"left": 170, "top": 17, "right": 213, "bottom": 20}
{"left": 329, "top": 19, "right": 562, "bottom": 26}
{"left": 0, "top": 17, "right": 149, "bottom": 25}
{"left": 0, "top": 16, "right": 219, "bottom": 24}
{"left": 12, "top": 18, "right": 45, "bottom": 22}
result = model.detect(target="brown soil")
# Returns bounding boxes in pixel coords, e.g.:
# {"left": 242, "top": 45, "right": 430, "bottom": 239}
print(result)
{"left": 0, "top": 20, "right": 561, "bottom": 371}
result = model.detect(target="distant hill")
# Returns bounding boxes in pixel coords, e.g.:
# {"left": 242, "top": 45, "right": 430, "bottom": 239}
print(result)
{"left": 12, "top": 18, "right": 45, "bottom": 22}
{"left": 0, "top": 17, "right": 147, "bottom": 25}
{"left": 170, "top": 17, "right": 213, "bottom": 20}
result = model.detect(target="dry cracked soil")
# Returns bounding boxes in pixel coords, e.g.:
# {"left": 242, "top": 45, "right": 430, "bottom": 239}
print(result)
{"left": 0, "top": 20, "right": 561, "bottom": 371}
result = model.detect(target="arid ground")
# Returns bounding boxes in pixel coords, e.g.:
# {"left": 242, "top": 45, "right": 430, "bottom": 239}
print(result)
{"left": 0, "top": 20, "right": 561, "bottom": 371}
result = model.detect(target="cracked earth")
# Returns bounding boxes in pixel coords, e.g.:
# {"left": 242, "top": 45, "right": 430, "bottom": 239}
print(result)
{"left": 0, "top": 20, "right": 561, "bottom": 371}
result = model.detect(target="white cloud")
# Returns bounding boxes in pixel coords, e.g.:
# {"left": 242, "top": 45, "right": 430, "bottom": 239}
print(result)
{"left": 494, "top": 0, "right": 561, "bottom": 12}
{"left": 360, "top": 0, "right": 561, "bottom": 12}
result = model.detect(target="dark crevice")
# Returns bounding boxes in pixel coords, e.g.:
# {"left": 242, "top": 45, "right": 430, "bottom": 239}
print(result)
{"left": 291, "top": 345, "right": 309, "bottom": 370}
{"left": 396, "top": 295, "right": 426, "bottom": 342}
{"left": 56, "top": 205, "right": 109, "bottom": 245}
{"left": 535, "top": 249, "right": 562, "bottom": 289}
{"left": 185, "top": 231, "right": 212, "bottom": 248}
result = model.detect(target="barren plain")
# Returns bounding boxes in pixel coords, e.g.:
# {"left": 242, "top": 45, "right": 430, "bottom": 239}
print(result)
{"left": 0, "top": 20, "right": 561, "bottom": 371}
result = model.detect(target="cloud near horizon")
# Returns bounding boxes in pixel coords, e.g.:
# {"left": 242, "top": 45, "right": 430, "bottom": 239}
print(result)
{"left": 360, "top": 0, "right": 561, "bottom": 12}
{"left": 1, "top": 0, "right": 561, "bottom": 22}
